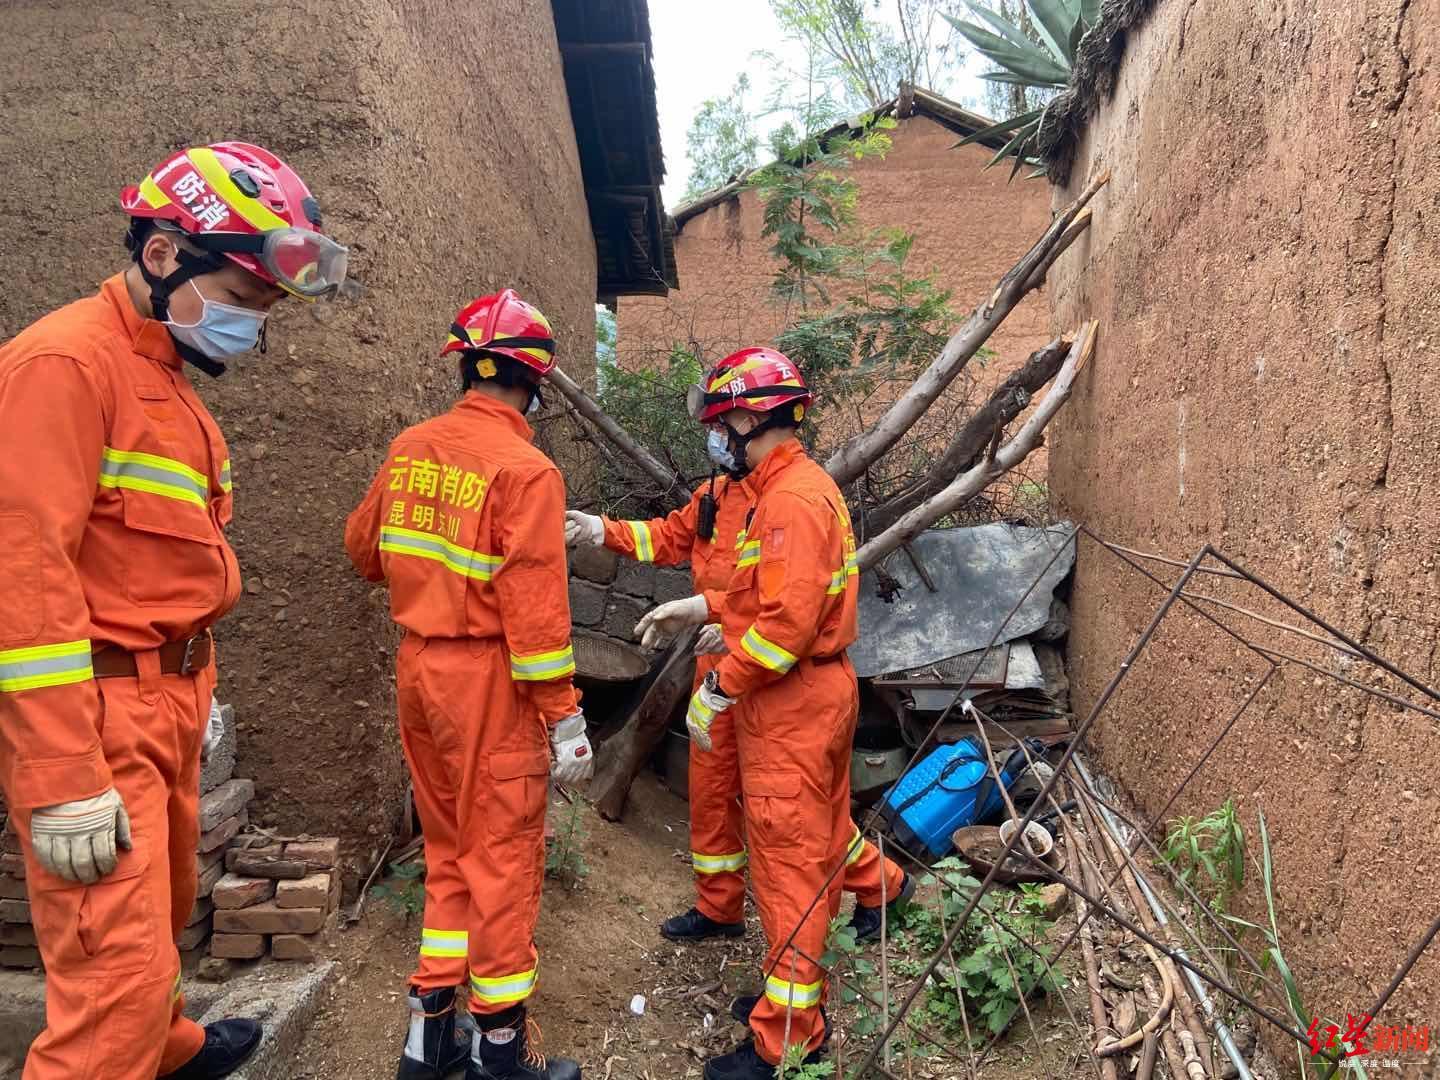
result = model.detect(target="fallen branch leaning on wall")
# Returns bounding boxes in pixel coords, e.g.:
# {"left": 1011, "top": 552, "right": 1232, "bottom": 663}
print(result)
{"left": 548, "top": 365, "right": 685, "bottom": 502}
{"left": 855, "top": 320, "right": 1098, "bottom": 570}
{"left": 823, "top": 170, "right": 1109, "bottom": 488}
{"left": 864, "top": 334, "right": 1072, "bottom": 536}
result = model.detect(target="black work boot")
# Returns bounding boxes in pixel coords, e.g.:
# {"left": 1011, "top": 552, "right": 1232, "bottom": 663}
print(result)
{"left": 397, "top": 986, "right": 472, "bottom": 1079}
{"left": 703, "top": 1040, "right": 825, "bottom": 1080}
{"left": 159, "top": 1019, "right": 262, "bottom": 1079}
{"left": 468, "top": 1006, "right": 580, "bottom": 1080}
{"left": 848, "top": 872, "right": 916, "bottom": 943}
{"left": 660, "top": 906, "right": 745, "bottom": 942}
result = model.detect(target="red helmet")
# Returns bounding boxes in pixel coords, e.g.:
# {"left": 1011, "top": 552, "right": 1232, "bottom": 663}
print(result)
{"left": 442, "top": 289, "right": 557, "bottom": 377}
{"left": 688, "top": 347, "right": 813, "bottom": 424}
{"left": 121, "top": 142, "right": 348, "bottom": 300}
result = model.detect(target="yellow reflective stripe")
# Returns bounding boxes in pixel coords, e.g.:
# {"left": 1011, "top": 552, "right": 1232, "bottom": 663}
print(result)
{"left": 138, "top": 175, "right": 174, "bottom": 210}
{"left": 734, "top": 528, "right": 749, "bottom": 549}
{"left": 99, "top": 447, "right": 209, "bottom": 507}
{"left": 379, "top": 526, "right": 503, "bottom": 581}
{"left": 736, "top": 541, "right": 761, "bottom": 569}
{"left": 220, "top": 458, "right": 233, "bottom": 493}
{"left": 0, "top": 640, "right": 94, "bottom": 693}
{"left": 740, "top": 626, "right": 797, "bottom": 674}
{"left": 626, "top": 520, "right": 655, "bottom": 562}
{"left": 826, "top": 568, "right": 847, "bottom": 594}
{"left": 693, "top": 850, "right": 748, "bottom": 874}
{"left": 687, "top": 689, "right": 721, "bottom": 733}
{"left": 187, "top": 147, "right": 289, "bottom": 232}
{"left": 420, "top": 928, "right": 468, "bottom": 958}
{"left": 170, "top": 970, "right": 182, "bottom": 1003}
{"left": 470, "top": 967, "right": 537, "bottom": 1004}
{"left": 845, "top": 826, "right": 866, "bottom": 866}
{"left": 509, "top": 645, "right": 576, "bottom": 682}
{"left": 764, "top": 974, "right": 823, "bottom": 1009}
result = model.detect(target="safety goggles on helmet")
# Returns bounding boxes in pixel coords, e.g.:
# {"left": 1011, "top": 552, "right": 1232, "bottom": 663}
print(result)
{"left": 685, "top": 381, "right": 811, "bottom": 422}
{"left": 183, "top": 227, "right": 350, "bottom": 300}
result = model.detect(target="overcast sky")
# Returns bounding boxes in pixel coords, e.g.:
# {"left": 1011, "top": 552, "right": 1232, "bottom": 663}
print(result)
{"left": 648, "top": 0, "right": 988, "bottom": 207}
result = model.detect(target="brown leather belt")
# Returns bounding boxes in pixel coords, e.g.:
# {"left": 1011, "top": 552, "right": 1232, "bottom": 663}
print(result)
{"left": 91, "top": 631, "right": 213, "bottom": 679}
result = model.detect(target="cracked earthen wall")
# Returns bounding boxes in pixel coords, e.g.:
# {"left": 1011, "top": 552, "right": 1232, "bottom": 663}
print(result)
{"left": 0, "top": 0, "right": 596, "bottom": 877}
{"left": 1047, "top": 0, "right": 1438, "bottom": 1039}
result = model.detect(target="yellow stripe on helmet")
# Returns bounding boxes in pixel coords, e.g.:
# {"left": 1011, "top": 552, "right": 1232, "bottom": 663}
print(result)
{"left": 186, "top": 147, "right": 289, "bottom": 233}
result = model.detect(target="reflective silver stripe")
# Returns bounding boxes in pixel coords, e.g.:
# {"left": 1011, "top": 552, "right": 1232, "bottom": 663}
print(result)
{"left": 470, "top": 968, "right": 538, "bottom": 1004}
{"left": 379, "top": 526, "right": 502, "bottom": 581}
{"left": 220, "top": 458, "right": 233, "bottom": 493}
{"left": 764, "top": 974, "right": 823, "bottom": 1009}
{"left": 845, "top": 826, "right": 866, "bottom": 866}
{"left": 99, "top": 447, "right": 208, "bottom": 507}
{"left": 627, "top": 520, "right": 655, "bottom": 562}
{"left": 693, "top": 850, "right": 748, "bottom": 874}
{"left": 736, "top": 541, "right": 761, "bottom": 569}
{"left": 509, "top": 646, "right": 576, "bottom": 681}
{"left": 739, "top": 626, "right": 797, "bottom": 673}
{"left": 420, "top": 928, "right": 468, "bottom": 957}
{"left": 0, "top": 640, "right": 94, "bottom": 693}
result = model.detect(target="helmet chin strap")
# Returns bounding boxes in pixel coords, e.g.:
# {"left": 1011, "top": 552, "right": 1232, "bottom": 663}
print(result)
{"left": 723, "top": 410, "right": 789, "bottom": 478}
{"left": 138, "top": 247, "right": 229, "bottom": 378}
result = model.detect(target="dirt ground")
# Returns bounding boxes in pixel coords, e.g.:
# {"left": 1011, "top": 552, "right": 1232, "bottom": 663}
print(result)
{"left": 290, "top": 773, "right": 1094, "bottom": 1079}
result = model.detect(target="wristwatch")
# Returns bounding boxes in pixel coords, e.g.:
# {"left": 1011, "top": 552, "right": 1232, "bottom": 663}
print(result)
{"left": 703, "top": 669, "right": 731, "bottom": 699}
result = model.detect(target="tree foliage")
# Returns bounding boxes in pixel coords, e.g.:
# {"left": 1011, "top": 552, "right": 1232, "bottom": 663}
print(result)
{"left": 681, "top": 74, "right": 763, "bottom": 200}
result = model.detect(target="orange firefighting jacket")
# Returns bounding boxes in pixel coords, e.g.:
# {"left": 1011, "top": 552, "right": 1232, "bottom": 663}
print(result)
{"left": 0, "top": 274, "right": 240, "bottom": 809}
{"left": 601, "top": 477, "right": 754, "bottom": 597}
{"left": 710, "top": 440, "right": 859, "bottom": 698}
{"left": 344, "top": 392, "right": 580, "bottom": 726}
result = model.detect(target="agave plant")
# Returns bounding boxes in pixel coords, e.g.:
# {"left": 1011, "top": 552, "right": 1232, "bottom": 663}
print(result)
{"left": 944, "top": 0, "right": 1102, "bottom": 177}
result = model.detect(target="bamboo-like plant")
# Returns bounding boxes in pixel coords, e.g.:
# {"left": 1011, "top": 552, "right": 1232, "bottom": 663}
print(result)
{"left": 945, "top": 0, "right": 1102, "bottom": 177}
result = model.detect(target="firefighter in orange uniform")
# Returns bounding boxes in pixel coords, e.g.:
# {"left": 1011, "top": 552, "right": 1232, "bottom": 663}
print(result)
{"left": 565, "top": 478, "right": 909, "bottom": 947}
{"left": 345, "top": 291, "right": 587, "bottom": 1080}
{"left": 0, "top": 143, "right": 349, "bottom": 1080}
{"left": 629, "top": 348, "right": 866, "bottom": 1078}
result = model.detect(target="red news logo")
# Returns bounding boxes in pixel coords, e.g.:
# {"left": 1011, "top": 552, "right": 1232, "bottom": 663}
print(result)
{"left": 1308, "top": 1014, "right": 1431, "bottom": 1058}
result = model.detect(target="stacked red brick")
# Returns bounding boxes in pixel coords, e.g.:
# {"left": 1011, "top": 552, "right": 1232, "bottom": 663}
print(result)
{"left": 211, "top": 836, "right": 341, "bottom": 962}
{"left": 0, "top": 780, "right": 254, "bottom": 967}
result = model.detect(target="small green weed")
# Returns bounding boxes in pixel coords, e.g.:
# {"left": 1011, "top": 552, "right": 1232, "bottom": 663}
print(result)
{"left": 776, "top": 1041, "right": 836, "bottom": 1079}
{"left": 371, "top": 856, "right": 426, "bottom": 919}
{"left": 545, "top": 796, "right": 590, "bottom": 888}
{"left": 1162, "top": 796, "right": 1245, "bottom": 911}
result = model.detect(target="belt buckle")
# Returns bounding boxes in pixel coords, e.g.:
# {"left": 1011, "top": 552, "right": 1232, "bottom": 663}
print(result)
{"left": 179, "top": 635, "right": 198, "bottom": 675}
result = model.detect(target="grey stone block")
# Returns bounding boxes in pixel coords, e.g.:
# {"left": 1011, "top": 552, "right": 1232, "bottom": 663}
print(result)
{"left": 654, "top": 567, "right": 695, "bottom": 605}
{"left": 614, "top": 560, "right": 656, "bottom": 599}
{"left": 602, "top": 593, "right": 650, "bottom": 643}
{"left": 200, "top": 704, "right": 238, "bottom": 796}
{"left": 568, "top": 544, "right": 617, "bottom": 585}
{"left": 569, "top": 579, "right": 607, "bottom": 628}
{"left": 199, "top": 779, "right": 255, "bottom": 834}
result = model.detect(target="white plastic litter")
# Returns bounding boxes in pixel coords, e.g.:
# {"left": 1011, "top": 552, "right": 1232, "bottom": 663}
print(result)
{"left": 629, "top": 994, "right": 647, "bottom": 1016}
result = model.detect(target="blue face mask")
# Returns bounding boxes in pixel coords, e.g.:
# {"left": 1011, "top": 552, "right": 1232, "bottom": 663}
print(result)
{"left": 166, "top": 280, "right": 268, "bottom": 360}
{"left": 706, "top": 428, "right": 740, "bottom": 474}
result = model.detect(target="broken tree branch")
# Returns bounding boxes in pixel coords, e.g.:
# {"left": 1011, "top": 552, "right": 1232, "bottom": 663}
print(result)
{"left": 548, "top": 366, "right": 686, "bottom": 505}
{"left": 865, "top": 335, "right": 1071, "bottom": 535}
{"left": 824, "top": 169, "right": 1109, "bottom": 488}
{"left": 855, "top": 321, "right": 1098, "bottom": 570}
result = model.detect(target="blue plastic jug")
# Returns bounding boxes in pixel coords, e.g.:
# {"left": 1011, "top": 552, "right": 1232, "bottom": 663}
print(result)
{"left": 877, "top": 737, "right": 1041, "bottom": 861}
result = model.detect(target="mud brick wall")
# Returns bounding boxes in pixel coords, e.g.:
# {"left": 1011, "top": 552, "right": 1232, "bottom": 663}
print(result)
{"left": 1045, "top": 0, "right": 1439, "bottom": 1039}
{"left": 0, "top": 0, "right": 597, "bottom": 870}
{"left": 568, "top": 545, "right": 692, "bottom": 647}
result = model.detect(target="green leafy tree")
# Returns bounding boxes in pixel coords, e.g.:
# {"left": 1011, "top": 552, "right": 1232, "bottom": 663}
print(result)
{"left": 683, "top": 74, "right": 762, "bottom": 200}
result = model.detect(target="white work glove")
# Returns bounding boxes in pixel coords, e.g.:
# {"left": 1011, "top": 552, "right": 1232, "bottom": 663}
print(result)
{"left": 202, "top": 695, "right": 224, "bottom": 765}
{"left": 549, "top": 712, "right": 594, "bottom": 785}
{"left": 564, "top": 511, "right": 604, "bottom": 548}
{"left": 635, "top": 595, "right": 710, "bottom": 651}
{"left": 693, "top": 623, "right": 727, "bottom": 656}
{"left": 31, "top": 788, "right": 133, "bottom": 884}
{"left": 686, "top": 673, "right": 737, "bottom": 753}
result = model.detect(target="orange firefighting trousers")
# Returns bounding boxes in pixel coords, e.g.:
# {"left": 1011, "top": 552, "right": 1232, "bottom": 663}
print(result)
{"left": 398, "top": 634, "right": 549, "bottom": 1012}
{"left": 692, "top": 651, "right": 902, "bottom": 925}
{"left": 10, "top": 658, "right": 211, "bottom": 1080}
{"left": 736, "top": 655, "right": 858, "bottom": 1065}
